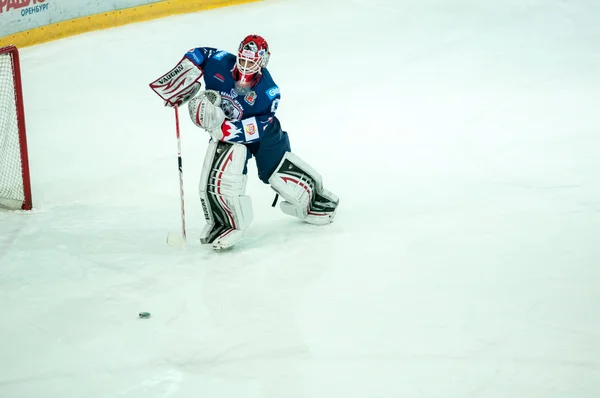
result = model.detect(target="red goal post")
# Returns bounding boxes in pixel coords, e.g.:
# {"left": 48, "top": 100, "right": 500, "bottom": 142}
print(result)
{"left": 0, "top": 45, "right": 32, "bottom": 211}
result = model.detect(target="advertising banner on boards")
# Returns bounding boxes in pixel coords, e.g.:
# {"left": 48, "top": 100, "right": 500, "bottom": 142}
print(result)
{"left": 0, "top": 0, "right": 163, "bottom": 38}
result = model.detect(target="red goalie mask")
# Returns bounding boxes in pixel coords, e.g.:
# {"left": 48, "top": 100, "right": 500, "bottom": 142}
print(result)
{"left": 233, "top": 34, "right": 270, "bottom": 88}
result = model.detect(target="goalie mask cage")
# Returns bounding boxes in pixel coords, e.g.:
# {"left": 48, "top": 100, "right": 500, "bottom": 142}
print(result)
{"left": 0, "top": 45, "right": 32, "bottom": 211}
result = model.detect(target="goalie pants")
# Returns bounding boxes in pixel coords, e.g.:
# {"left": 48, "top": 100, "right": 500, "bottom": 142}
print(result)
{"left": 244, "top": 118, "right": 291, "bottom": 183}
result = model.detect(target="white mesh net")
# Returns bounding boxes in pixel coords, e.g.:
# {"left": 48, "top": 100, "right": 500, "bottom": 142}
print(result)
{"left": 0, "top": 48, "right": 27, "bottom": 210}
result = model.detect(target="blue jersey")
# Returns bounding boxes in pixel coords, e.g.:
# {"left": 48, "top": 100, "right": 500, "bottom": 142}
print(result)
{"left": 185, "top": 47, "right": 281, "bottom": 144}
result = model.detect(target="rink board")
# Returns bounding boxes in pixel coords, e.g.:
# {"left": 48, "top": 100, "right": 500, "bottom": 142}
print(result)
{"left": 0, "top": 0, "right": 259, "bottom": 48}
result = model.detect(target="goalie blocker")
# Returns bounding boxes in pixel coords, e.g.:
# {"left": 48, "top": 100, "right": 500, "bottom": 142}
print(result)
{"left": 199, "top": 141, "right": 338, "bottom": 250}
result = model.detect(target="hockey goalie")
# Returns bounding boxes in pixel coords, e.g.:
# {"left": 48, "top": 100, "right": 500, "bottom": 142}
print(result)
{"left": 150, "top": 34, "right": 339, "bottom": 250}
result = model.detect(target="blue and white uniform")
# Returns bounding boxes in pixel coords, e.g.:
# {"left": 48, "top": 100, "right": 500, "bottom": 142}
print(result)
{"left": 185, "top": 47, "right": 290, "bottom": 183}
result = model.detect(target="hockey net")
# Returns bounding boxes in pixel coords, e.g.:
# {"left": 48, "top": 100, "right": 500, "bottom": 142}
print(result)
{"left": 0, "top": 45, "right": 32, "bottom": 210}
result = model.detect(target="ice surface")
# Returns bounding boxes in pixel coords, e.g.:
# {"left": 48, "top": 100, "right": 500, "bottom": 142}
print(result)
{"left": 1, "top": 0, "right": 600, "bottom": 397}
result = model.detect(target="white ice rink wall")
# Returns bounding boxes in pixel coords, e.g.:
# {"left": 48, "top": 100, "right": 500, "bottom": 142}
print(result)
{"left": 0, "top": 0, "right": 259, "bottom": 48}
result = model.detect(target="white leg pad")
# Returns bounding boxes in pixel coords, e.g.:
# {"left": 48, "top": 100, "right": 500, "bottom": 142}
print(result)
{"left": 199, "top": 140, "right": 253, "bottom": 249}
{"left": 268, "top": 152, "right": 338, "bottom": 225}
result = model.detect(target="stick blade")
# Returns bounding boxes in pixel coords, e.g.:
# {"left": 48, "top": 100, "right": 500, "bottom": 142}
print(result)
{"left": 167, "top": 232, "right": 187, "bottom": 249}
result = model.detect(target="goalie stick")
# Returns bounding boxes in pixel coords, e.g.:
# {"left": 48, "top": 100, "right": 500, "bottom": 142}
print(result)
{"left": 166, "top": 106, "right": 187, "bottom": 248}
